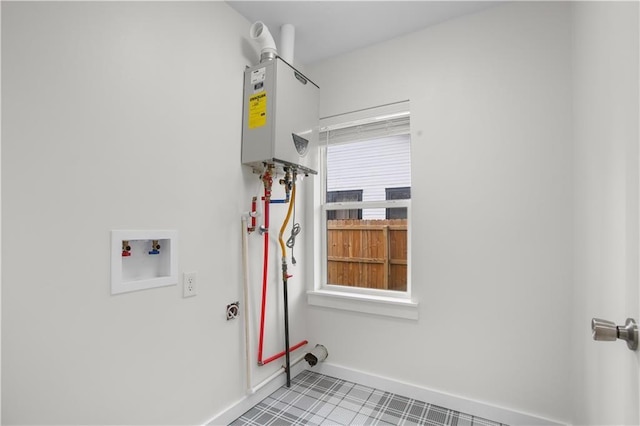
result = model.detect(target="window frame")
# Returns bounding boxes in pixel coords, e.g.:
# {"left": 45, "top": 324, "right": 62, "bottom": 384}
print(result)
{"left": 307, "top": 101, "right": 418, "bottom": 320}
{"left": 385, "top": 186, "right": 411, "bottom": 219}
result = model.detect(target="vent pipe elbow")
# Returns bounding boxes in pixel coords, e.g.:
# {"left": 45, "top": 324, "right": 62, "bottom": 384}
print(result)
{"left": 250, "top": 21, "right": 277, "bottom": 63}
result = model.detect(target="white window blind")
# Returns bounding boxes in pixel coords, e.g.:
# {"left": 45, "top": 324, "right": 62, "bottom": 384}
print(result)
{"left": 320, "top": 100, "right": 410, "bottom": 145}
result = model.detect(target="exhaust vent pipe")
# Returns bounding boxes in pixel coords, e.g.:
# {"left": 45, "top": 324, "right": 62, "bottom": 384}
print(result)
{"left": 280, "top": 24, "right": 295, "bottom": 64}
{"left": 250, "top": 21, "right": 277, "bottom": 63}
{"left": 304, "top": 344, "right": 328, "bottom": 367}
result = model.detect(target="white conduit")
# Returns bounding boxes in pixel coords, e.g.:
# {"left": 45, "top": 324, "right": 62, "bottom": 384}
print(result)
{"left": 249, "top": 353, "right": 307, "bottom": 395}
{"left": 241, "top": 216, "right": 253, "bottom": 392}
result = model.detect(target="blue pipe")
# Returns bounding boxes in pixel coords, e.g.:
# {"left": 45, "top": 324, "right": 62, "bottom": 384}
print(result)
{"left": 270, "top": 192, "right": 290, "bottom": 204}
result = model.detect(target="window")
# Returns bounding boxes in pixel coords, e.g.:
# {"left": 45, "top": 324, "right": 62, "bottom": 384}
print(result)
{"left": 385, "top": 187, "right": 411, "bottom": 219}
{"left": 318, "top": 101, "right": 411, "bottom": 296}
{"left": 326, "top": 190, "right": 363, "bottom": 220}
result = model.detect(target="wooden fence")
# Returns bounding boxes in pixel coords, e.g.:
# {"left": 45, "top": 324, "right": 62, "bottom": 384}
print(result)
{"left": 327, "top": 219, "right": 407, "bottom": 291}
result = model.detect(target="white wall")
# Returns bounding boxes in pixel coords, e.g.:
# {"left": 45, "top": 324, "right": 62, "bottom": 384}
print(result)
{"left": 571, "top": 2, "right": 640, "bottom": 425}
{"left": 306, "top": 2, "right": 573, "bottom": 422}
{"left": 1, "top": 2, "right": 309, "bottom": 424}
{"left": 5, "top": 2, "right": 638, "bottom": 425}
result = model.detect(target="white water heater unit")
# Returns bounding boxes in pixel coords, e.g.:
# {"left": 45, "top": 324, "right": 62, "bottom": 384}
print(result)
{"left": 241, "top": 56, "right": 320, "bottom": 175}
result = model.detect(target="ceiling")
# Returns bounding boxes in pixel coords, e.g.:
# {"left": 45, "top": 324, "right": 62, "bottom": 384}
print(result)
{"left": 226, "top": 1, "right": 501, "bottom": 65}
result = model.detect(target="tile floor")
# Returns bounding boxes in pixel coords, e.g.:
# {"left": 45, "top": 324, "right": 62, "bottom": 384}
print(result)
{"left": 230, "top": 370, "right": 506, "bottom": 426}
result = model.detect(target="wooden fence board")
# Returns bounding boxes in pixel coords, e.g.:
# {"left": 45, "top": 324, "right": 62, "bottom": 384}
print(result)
{"left": 327, "top": 219, "right": 407, "bottom": 291}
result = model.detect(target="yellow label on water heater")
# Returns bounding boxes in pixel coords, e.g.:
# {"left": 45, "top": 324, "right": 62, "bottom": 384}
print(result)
{"left": 248, "top": 91, "right": 267, "bottom": 129}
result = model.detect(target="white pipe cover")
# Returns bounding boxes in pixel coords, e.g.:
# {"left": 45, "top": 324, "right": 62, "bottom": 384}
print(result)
{"left": 280, "top": 24, "right": 295, "bottom": 63}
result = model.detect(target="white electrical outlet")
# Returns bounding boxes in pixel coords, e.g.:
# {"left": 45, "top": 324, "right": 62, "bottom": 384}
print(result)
{"left": 183, "top": 272, "right": 197, "bottom": 297}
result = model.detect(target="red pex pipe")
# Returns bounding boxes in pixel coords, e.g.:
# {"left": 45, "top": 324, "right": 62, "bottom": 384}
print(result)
{"left": 251, "top": 197, "right": 257, "bottom": 229}
{"left": 257, "top": 175, "right": 271, "bottom": 364}
{"left": 261, "top": 339, "right": 308, "bottom": 366}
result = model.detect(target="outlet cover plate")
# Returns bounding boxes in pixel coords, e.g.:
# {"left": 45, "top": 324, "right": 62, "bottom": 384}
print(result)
{"left": 183, "top": 272, "right": 197, "bottom": 297}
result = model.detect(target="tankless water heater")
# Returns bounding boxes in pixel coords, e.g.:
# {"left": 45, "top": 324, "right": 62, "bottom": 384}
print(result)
{"left": 241, "top": 57, "right": 320, "bottom": 175}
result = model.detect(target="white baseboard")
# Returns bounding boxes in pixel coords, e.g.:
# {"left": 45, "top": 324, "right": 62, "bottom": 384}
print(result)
{"left": 311, "top": 363, "right": 566, "bottom": 426}
{"left": 204, "top": 361, "right": 307, "bottom": 426}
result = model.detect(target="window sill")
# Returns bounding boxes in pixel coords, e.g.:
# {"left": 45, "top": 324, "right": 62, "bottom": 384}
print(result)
{"left": 307, "top": 289, "right": 419, "bottom": 320}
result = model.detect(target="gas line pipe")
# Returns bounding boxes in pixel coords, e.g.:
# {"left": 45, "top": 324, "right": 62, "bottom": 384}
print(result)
{"left": 278, "top": 172, "right": 297, "bottom": 387}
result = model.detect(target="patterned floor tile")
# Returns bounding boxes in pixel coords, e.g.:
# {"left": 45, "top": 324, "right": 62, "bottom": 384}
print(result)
{"left": 229, "top": 371, "right": 506, "bottom": 426}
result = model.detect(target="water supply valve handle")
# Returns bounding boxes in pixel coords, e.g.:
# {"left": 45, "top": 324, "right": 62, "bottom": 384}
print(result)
{"left": 148, "top": 240, "right": 161, "bottom": 255}
{"left": 122, "top": 241, "right": 132, "bottom": 257}
{"left": 592, "top": 318, "right": 638, "bottom": 351}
